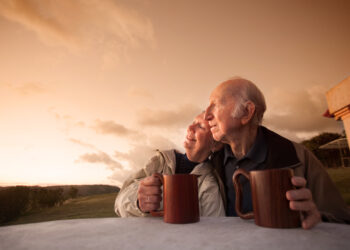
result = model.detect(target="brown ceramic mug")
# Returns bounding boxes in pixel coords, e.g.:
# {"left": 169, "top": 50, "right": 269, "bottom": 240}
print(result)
{"left": 233, "top": 168, "right": 301, "bottom": 228}
{"left": 150, "top": 173, "right": 200, "bottom": 224}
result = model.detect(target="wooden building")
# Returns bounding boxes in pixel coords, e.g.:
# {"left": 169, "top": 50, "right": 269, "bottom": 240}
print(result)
{"left": 325, "top": 77, "right": 350, "bottom": 150}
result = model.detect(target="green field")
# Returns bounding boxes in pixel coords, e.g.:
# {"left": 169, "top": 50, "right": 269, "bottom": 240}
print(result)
{"left": 4, "top": 192, "right": 119, "bottom": 226}
{"left": 326, "top": 167, "right": 350, "bottom": 205}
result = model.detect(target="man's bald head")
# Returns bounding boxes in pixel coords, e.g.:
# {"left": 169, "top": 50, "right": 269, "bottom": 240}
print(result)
{"left": 215, "top": 77, "right": 266, "bottom": 126}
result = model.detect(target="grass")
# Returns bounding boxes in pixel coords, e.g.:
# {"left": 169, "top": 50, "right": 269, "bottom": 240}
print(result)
{"left": 4, "top": 192, "right": 119, "bottom": 226}
{"left": 326, "top": 167, "right": 350, "bottom": 205}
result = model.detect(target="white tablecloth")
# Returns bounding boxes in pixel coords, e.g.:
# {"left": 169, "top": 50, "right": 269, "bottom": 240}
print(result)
{"left": 0, "top": 217, "right": 349, "bottom": 250}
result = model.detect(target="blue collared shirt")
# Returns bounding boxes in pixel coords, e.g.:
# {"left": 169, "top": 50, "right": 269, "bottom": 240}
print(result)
{"left": 224, "top": 127, "right": 268, "bottom": 216}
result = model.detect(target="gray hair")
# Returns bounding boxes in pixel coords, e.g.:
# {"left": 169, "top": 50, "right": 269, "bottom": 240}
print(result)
{"left": 229, "top": 77, "right": 266, "bottom": 126}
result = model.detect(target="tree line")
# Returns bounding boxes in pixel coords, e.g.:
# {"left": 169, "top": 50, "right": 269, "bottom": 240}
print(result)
{"left": 0, "top": 186, "right": 78, "bottom": 224}
{"left": 302, "top": 132, "right": 349, "bottom": 168}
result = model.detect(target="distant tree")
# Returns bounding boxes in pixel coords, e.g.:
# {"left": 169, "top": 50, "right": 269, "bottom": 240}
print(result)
{"left": 0, "top": 186, "right": 68, "bottom": 224}
{"left": 30, "top": 187, "right": 64, "bottom": 208}
{"left": 302, "top": 132, "right": 342, "bottom": 151}
{"left": 0, "top": 186, "right": 30, "bottom": 223}
{"left": 302, "top": 132, "right": 344, "bottom": 167}
{"left": 68, "top": 186, "right": 79, "bottom": 199}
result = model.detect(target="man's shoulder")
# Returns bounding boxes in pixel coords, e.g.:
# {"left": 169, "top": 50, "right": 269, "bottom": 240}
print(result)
{"left": 260, "top": 126, "right": 307, "bottom": 152}
{"left": 158, "top": 149, "right": 176, "bottom": 157}
{"left": 260, "top": 126, "right": 294, "bottom": 144}
{"left": 151, "top": 149, "right": 176, "bottom": 165}
{"left": 261, "top": 126, "right": 301, "bottom": 168}
{"left": 191, "top": 161, "right": 213, "bottom": 176}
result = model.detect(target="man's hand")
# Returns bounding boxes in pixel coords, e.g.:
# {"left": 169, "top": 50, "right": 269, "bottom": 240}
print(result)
{"left": 286, "top": 176, "right": 321, "bottom": 229}
{"left": 137, "top": 174, "right": 163, "bottom": 213}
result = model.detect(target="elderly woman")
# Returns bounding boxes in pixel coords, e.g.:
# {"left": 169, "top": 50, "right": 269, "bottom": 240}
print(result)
{"left": 115, "top": 112, "right": 225, "bottom": 217}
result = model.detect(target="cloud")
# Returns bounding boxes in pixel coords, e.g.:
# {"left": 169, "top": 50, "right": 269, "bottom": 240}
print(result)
{"left": 107, "top": 170, "right": 133, "bottom": 188}
{"left": 77, "top": 151, "right": 123, "bottom": 171}
{"left": 108, "top": 134, "right": 177, "bottom": 185}
{"left": 75, "top": 121, "right": 85, "bottom": 127}
{"left": 48, "top": 108, "right": 85, "bottom": 136}
{"left": 7, "top": 82, "right": 47, "bottom": 95}
{"left": 48, "top": 108, "right": 70, "bottom": 121}
{"left": 69, "top": 138, "right": 98, "bottom": 151}
{"left": 0, "top": 0, "right": 78, "bottom": 48}
{"left": 138, "top": 104, "right": 202, "bottom": 128}
{"left": 263, "top": 85, "right": 342, "bottom": 141}
{"left": 74, "top": 121, "right": 179, "bottom": 185}
{"left": 0, "top": 0, "right": 155, "bottom": 63}
{"left": 92, "top": 119, "right": 138, "bottom": 137}
{"left": 114, "top": 135, "right": 178, "bottom": 171}
{"left": 73, "top": 129, "right": 178, "bottom": 185}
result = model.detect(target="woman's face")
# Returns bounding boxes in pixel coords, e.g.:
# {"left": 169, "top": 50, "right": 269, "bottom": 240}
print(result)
{"left": 183, "top": 113, "right": 214, "bottom": 162}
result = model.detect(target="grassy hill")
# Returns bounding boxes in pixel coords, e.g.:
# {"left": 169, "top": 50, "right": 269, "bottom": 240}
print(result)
{"left": 326, "top": 167, "right": 350, "bottom": 205}
{"left": 4, "top": 192, "right": 119, "bottom": 226}
{"left": 47, "top": 184, "right": 120, "bottom": 197}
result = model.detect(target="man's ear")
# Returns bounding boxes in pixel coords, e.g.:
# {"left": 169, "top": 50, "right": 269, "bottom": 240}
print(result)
{"left": 241, "top": 101, "right": 256, "bottom": 125}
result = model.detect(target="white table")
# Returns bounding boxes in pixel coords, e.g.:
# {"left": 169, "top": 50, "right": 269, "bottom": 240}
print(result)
{"left": 0, "top": 217, "right": 349, "bottom": 250}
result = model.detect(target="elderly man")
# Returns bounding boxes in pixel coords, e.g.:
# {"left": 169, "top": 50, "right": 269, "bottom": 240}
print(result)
{"left": 115, "top": 112, "right": 225, "bottom": 217}
{"left": 205, "top": 77, "right": 350, "bottom": 229}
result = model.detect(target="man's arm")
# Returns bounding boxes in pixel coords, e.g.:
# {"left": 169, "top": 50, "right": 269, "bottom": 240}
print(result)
{"left": 292, "top": 143, "right": 350, "bottom": 225}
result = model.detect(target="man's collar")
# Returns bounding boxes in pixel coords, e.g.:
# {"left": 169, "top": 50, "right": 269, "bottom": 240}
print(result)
{"left": 245, "top": 126, "right": 267, "bottom": 164}
{"left": 223, "top": 144, "right": 235, "bottom": 166}
{"left": 223, "top": 126, "right": 267, "bottom": 165}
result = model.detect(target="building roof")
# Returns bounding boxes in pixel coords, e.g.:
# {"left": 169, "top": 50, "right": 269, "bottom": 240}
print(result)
{"left": 319, "top": 138, "right": 348, "bottom": 149}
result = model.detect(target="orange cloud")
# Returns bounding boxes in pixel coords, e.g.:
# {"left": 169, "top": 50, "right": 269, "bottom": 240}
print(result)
{"left": 69, "top": 138, "right": 98, "bottom": 151}
{"left": 114, "top": 135, "right": 177, "bottom": 171}
{"left": 7, "top": 82, "right": 47, "bottom": 95}
{"left": 107, "top": 170, "right": 132, "bottom": 188}
{"left": 78, "top": 151, "right": 123, "bottom": 171}
{"left": 92, "top": 119, "right": 138, "bottom": 137}
{"left": 0, "top": 0, "right": 155, "bottom": 62}
{"left": 47, "top": 108, "right": 85, "bottom": 135}
{"left": 264, "top": 85, "right": 342, "bottom": 140}
{"left": 0, "top": 0, "right": 78, "bottom": 49}
{"left": 138, "top": 104, "right": 202, "bottom": 128}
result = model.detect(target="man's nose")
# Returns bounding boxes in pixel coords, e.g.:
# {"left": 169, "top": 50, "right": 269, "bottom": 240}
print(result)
{"left": 187, "top": 124, "right": 195, "bottom": 133}
{"left": 204, "top": 106, "right": 213, "bottom": 121}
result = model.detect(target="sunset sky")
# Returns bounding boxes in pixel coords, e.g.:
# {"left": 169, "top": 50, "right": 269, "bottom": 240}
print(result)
{"left": 0, "top": 0, "right": 349, "bottom": 187}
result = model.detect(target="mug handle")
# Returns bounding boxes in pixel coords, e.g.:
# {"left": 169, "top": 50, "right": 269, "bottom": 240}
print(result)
{"left": 150, "top": 173, "right": 164, "bottom": 217}
{"left": 232, "top": 169, "right": 254, "bottom": 219}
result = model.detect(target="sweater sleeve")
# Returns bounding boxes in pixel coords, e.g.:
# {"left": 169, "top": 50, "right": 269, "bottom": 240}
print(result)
{"left": 114, "top": 153, "right": 165, "bottom": 217}
{"left": 114, "top": 168, "right": 149, "bottom": 217}
{"left": 294, "top": 143, "right": 350, "bottom": 224}
{"left": 306, "top": 151, "right": 350, "bottom": 224}
{"left": 198, "top": 172, "right": 226, "bottom": 217}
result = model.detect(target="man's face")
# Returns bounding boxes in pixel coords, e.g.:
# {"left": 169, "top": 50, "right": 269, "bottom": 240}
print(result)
{"left": 183, "top": 113, "right": 213, "bottom": 162}
{"left": 205, "top": 85, "right": 240, "bottom": 143}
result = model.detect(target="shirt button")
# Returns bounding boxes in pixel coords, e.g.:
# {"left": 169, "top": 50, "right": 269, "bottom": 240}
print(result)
{"left": 235, "top": 165, "right": 239, "bottom": 169}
